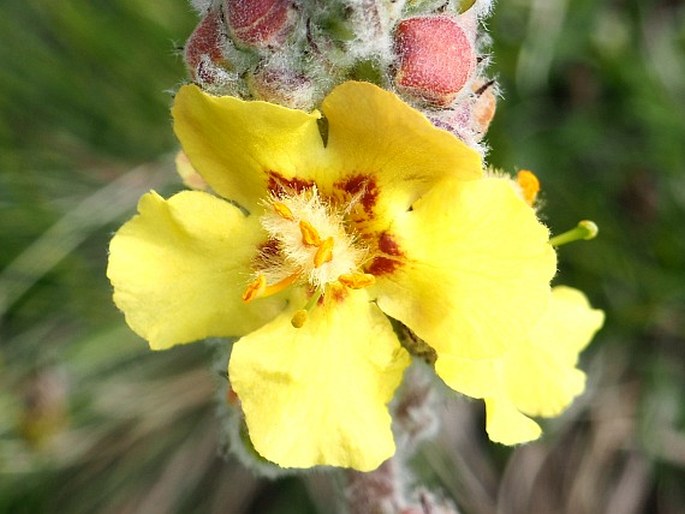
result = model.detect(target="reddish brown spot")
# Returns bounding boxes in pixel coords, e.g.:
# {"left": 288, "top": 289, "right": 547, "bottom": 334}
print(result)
{"left": 325, "top": 283, "right": 349, "bottom": 304}
{"left": 266, "top": 170, "right": 314, "bottom": 195}
{"left": 366, "top": 256, "right": 403, "bottom": 276}
{"left": 253, "top": 238, "right": 282, "bottom": 268}
{"left": 378, "top": 231, "right": 403, "bottom": 256}
{"left": 259, "top": 238, "right": 281, "bottom": 255}
{"left": 335, "top": 174, "right": 379, "bottom": 214}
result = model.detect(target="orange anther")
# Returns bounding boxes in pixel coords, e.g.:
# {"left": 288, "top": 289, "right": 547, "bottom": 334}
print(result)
{"left": 516, "top": 170, "right": 540, "bottom": 206}
{"left": 272, "top": 201, "right": 294, "bottom": 220}
{"left": 299, "top": 220, "right": 322, "bottom": 246}
{"left": 339, "top": 273, "right": 376, "bottom": 289}
{"left": 314, "top": 237, "right": 334, "bottom": 268}
{"left": 242, "top": 273, "right": 299, "bottom": 302}
{"left": 242, "top": 274, "right": 267, "bottom": 302}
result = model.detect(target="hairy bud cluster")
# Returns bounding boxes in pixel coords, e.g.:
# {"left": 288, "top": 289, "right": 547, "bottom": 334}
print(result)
{"left": 183, "top": 0, "right": 498, "bottom": 151}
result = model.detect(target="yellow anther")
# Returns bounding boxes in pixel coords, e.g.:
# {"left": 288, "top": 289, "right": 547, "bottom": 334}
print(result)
{"left": 242, "top": 273, "right": 298, "bottom": 303}
{"left": 314, "top": 237, "right": 335, "bottom": 268}
{"left": 299, "top": 220, "right": 322, "bottom": 246}
{"left": 516, "top": 170, "right": 540, "bottom": 206}
{"left": 339, "top": 272, "right": 376, "bottom": 289}
{"left": 291, "top": 309, "right": 308, "bottom": 328}
{"left": 272, "top": 201, "right": 294, "bottom": 221}
{"left": 242, "top": 274, "right": 266, "bottom": 302}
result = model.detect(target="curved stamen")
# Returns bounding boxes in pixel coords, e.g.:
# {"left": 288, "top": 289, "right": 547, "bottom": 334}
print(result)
{"left": 242, "top": 274, "right": 266, "bottom": 302}
{"left": 243, "top": 273, "right": 299, "bottom": 303}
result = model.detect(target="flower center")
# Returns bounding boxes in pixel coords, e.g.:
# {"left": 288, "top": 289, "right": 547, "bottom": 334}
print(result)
{"left": 242, "top": 187, "right": 376, "bottom": 326}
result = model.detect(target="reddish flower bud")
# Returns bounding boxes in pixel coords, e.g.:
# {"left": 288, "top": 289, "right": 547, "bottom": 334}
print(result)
{"left": 184, "top": 8, "right": 229, "bottom": 84}
{"left": 225, "top": 0, "right": 293, "bottom": 47}
{"left": 394, "top": 16, "right": 476, "bottom": 107}
{"left": 248, "top": 66, "right": 315, "bottom": 110}
{"left": 471, "top": 79, "right": 497, "bottom": 137}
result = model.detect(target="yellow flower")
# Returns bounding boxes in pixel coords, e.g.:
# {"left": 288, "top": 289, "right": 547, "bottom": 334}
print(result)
{"left": 438, "top": 286, "right": 604, "bottom": 444}
{"left": 107, "top": 81, "right": 556, "bottom": 470}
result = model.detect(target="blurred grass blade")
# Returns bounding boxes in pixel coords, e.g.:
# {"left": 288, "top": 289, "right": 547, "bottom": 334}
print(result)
{"left": 0, "top": 159, "right": 171, "bottom": 320}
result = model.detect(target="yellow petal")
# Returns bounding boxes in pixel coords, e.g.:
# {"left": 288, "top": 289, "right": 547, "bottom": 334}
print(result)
{"left": 434, "top": 356, "right": 499, "bottom": 399}
{"left": 485, "top": 396, "right": 542, "bottom": 445}
{"left": 505, "top": 286, "right": 604, "bottom": 417}
{"left": 175, "top": 150, "right": 208, "bottom": 191}
{"left": 173, "top": 82, "right": 482, "bottom": 228}
{"left": 228, "top": 290, "right": 411, "bottom": 471}
{"left": 172, "top": 84, "right": 324, "bottom": 213}
{"left": 321, "top": 82, "right": 482, "bottom": 222}
{"left": 375, "top": 177, "right": 557, "bottom": 361}
{"left": 530, "top": 286, "right": 605, "bottom": 363}
{"left": 505, "top": 348, "right": 587, "bottom": 418}
{"left": 107, "top": 191, "right": 286, "bottom": 350}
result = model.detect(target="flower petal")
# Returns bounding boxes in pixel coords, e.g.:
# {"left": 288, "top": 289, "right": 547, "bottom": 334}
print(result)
{"left": 432, "top": 356, "right": 499, "bottom": 399}
{"left": 321, "top": 82, "right": 482, "bottom": 219}
{"left": 505, "top": 348, "right": 587, "bottom": 418}
{"left": 172, "top": 84, "right": 324, "bottom": 213}
{"left": 529, "top": 286, "right": 605, "bottom": 363}
{"left": 484, "top": 396, "right": 542, "bottom": 445}
{"left": 228, "top": 290, "right": 411, "bottom": 471}
{"left": 505, "top": 286, "right": 604, "bottom": 417}
{"left": 107, "top": 191, "right": 286, "bottom": 350}
{"left": 375, "top": 177, "right": 557, "bottom": 362}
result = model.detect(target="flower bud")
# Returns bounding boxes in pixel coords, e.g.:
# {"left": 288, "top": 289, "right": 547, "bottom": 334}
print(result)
{"left": 225, "top": 0, "right": 294, "bottom": 47}
{"left": 394, "top": 16, "right": 476, "bottom": 107}
{"left": 184, "top": 8, "right": 229, "bottom": 85}
{"left": 471, "top": 79, "right": 497, "bottom": 137}
{"left": 247, "top": 61, "right": 316, "bottom": 110}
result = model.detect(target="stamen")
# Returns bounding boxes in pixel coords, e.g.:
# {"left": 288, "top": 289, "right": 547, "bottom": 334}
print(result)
{"left": 290, "top": 288, "right": 324, "bottom": 328}
{"left": 242, "top": 273, "right": 299, "bottom": 303}
{"left": 314, "top": 237, "right": 334, "bottom": 268}
{"left": 516, "top": 170, "right": 540, "bottom": 206}
{"left": 299, "top": 220, "right": 322, "bottom": 246}
{"left": 549, "top": 220, "right": 598, "bottom": 247}
{"left": 262, "top": 273, "right": 299, "bottom": 297}
{"left": 272, "top": 201, "right": 294, "bottom": 220}
{"left": 339, "top": 272, "right": 376, "bottom": 289}
{"left": 242, "top": 274, "right": 266, "bottom": 302}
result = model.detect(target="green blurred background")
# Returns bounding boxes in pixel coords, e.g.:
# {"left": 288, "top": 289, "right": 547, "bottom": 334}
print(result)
{"left": 1, "top": 0, "right": 683, "bottom": 512}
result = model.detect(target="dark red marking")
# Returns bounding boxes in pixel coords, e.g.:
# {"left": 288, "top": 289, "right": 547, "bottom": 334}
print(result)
{"left": 258, "top": 238, "right": 281, "bottom": 257}
{"left": 335, "top": 174, "right": 379, "bottom": 214}
{"left": 326, "top": 285, "right": 348, "bottom": 304}
{"left": 266, "top": 170, "right": 314, "bottom": 195}
{"left": 377, "top": 231, "right": 403, "bottom": 256}
{"left": 253, "top": 238, "right": 283, "bottom": 268}
{"left": 366, "top": 256, "right": 403, "bottom": 276}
